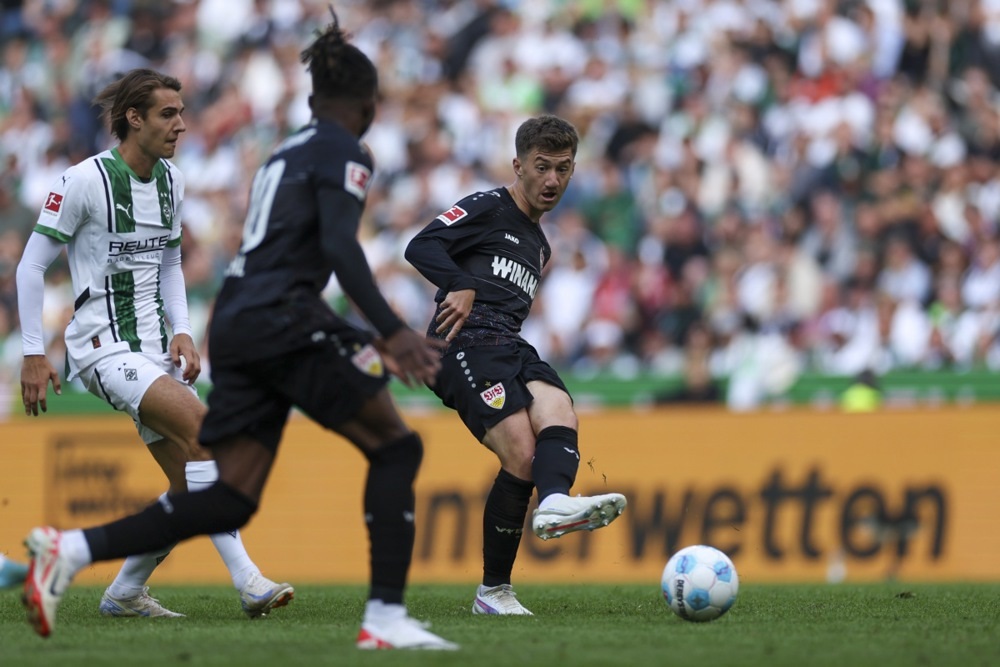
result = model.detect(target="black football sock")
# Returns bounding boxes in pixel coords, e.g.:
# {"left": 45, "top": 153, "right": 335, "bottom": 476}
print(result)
{"left": 532, "top": 425, "right": 580, "bottom": 502}
{"left": 363, "top": 432, "right": 423, "bottom": 605}
{"left": 83, "top": 483, "right": 257, "bottom": 561}
{"left": 482, "top": 468, "right": 534, "bottom": 587}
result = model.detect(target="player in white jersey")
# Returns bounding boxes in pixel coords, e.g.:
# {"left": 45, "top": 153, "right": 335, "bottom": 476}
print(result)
{"left": 16, "top": 69, "right": 293, "bottom": 620}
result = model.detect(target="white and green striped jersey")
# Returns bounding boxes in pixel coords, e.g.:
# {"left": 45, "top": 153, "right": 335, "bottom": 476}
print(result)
{"left": 33, "top": 147, "right": 184, "bottom": 376}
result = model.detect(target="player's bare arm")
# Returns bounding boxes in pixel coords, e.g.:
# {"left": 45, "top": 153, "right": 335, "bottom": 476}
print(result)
{"left": 435, "top": 289, "right": 476, "bottom": 341}
{"left": 20, "top": 355, "right": 61, "bottom": 416}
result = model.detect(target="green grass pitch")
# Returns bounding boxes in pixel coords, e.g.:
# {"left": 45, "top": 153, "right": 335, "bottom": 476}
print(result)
{"left": 2, "top": 583, "right": 999, "bottom": 666}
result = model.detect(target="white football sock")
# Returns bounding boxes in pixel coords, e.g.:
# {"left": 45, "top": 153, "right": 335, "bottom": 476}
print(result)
{"left": 58, "top": 529, "right": 93, "bottom": 577}
{"left": 364, "top": 599, "right": 407, "bottom": 624}
{"left": 186, "top": 460, "right": 258, "bottom": 591}
{"left": 105, "top": 493, "right": 173, "bottom": 599}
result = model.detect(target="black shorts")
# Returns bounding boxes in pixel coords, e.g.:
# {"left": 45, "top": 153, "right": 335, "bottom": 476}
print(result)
{"left": 199, "top": 325, "right": 389, "bottom": 452}
{"left": 431, "top": 340, "right": 569, "bottom": 442}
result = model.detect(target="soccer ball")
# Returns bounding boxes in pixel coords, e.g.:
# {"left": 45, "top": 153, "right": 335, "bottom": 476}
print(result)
{"left": 661, "top": 544, "right": 739, "bottom": 622}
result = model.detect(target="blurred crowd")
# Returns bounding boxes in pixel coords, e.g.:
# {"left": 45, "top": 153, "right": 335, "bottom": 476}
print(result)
{"left": 1, "top": 0, "right": 1000, "bottom": 411}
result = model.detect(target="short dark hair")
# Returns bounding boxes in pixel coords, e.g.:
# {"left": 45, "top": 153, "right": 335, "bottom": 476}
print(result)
{"left": 300, "top": 9, "right": 377, "bottom": 101}
{"left": 515, "top": 115, "right": 579, "bottom": 159}
{"left": 93, "top": 69, "right": 182, "bottom": 141}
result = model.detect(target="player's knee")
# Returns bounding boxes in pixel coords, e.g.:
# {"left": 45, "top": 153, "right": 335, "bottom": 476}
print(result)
{"left": 365, "top": 432, "right": 423, "bottom": 473}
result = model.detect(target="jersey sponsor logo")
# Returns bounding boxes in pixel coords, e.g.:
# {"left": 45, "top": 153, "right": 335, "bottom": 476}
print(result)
{"left": 107, "top": 235, "right": 171, "bottom": 263}
{"left": 345, "top": 160, "right": 372, "bottom": 200}
{"left": 505, "top": 233, "right": 520, "bottom": 244}
{"left": 480, "top": 382, "right": 506, "bottom": 409}
{"left": 43, "top": 192, "right": 64, "bottom": 214}
{"left": 491, "top": 256, "right": 539, "bottom": 299}
{"left": 351, "top": 344, "right": 384, "bottom": 377}
{"left": 436, "top": 205, "right": 468, "bottom": 226}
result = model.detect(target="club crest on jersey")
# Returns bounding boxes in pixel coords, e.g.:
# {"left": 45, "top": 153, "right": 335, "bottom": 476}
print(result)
{"left": 351, "top": 344, "right": 383, "bottom": 377}
{"left": 160, "top": 190, "right": 173, "bottom": 225}
{"left": 437, "top": 205, "right": 468, "bottom": 226}
{"left": 480, "top": 382, "right": 506, "bottom": 409}
{"left": 43, "top": 192, "right": 63, "bottom": 215}
{"left": 345, "top": 160, "right": 372, "bottom": 200}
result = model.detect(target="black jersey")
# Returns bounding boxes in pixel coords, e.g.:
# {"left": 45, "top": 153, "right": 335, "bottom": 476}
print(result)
{"left": 405, "top": 187, "right": 551, "bottom": 349}
{"left": 209, "top": 119, "right": 388, "bottom": 362}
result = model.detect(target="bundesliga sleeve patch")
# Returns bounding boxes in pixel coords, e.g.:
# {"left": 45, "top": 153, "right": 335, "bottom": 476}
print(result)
{"left": 43, "top": 192, "right": 64, "bottom": 215}
{"left": 345, "top": 160, "right": 372, "bottom": 201}
{"left": 436, "top": 205, "right": 468, "bottom": 226}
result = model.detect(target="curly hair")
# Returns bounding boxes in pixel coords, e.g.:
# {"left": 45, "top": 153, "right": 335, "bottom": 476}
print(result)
{"left": 300, "top": 8, "right": 377, "bottom": 101}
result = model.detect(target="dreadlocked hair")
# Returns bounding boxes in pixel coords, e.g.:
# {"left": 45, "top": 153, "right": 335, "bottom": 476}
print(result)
{"left": 301, "top": 8, "right": 377, "bottom": 101}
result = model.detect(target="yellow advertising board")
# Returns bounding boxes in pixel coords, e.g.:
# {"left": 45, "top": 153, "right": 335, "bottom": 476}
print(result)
{"left": 0, "top": 406, "right": 997, "bottom": 586}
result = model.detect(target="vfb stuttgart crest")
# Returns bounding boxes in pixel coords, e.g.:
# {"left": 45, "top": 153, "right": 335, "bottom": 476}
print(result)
{"left": 480, "top": 382, "right": 506, "bottom": 409}
{"left": 351, "top": 344, "right": 383, "bottom": 377}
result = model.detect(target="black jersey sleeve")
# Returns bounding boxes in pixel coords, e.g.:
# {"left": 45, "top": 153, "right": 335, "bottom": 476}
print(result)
{"left": 404, "top": 195, "right": 495, "bottom": 293}
{"left": 318, "top": 186, "right": 404, "bottom": 338}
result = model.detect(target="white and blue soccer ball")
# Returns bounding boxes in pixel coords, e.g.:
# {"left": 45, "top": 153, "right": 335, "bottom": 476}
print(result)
{"left": 661, "top": 544, "right": 739, "bottom": 622}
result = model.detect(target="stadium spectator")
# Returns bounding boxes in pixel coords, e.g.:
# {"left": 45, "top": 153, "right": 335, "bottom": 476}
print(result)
{"left": 4, "top": 0, "right": 1000, "bottom": 409}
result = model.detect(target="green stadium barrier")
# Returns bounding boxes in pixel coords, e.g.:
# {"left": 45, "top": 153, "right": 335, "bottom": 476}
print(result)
{"left": 12, "top": 369, "right": 998, "bottom": 417}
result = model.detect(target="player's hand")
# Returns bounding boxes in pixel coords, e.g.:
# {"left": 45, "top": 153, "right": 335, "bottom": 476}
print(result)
{"left": 382, "top": 327, "right": 443, "bottom": 388}
{"left": 170, "top": 333, "right": 201, "bottom": 384}
{"left": 435, "top": 289, "right": 476, "bottom": 342}
{"left": 20, "top": 355, "right": 61, "bottom": 417}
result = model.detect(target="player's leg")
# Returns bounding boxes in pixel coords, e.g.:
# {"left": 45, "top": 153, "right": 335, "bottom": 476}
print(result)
{"left": 22, "top": 409, "right": 277, "bottom": 637}
{"left": 332, "top": 389, "right": 456, "bottom": 650}
{"left": 525, "top": 379, "right": 626, "bottom": 540}
{"left": 22, "top": 463, "right": 263, "bottom": 637}
{"left": 433, "top": 345, "right": 538, "bottom": 615}
{"left": 291, "top": 335, "right": 455, "bottom": 649}
{"left": 473, "top": 411, "right": 537, "bottom": 615}
{"left": 23, "top": 368, "right": 285, "bottom": 636}
{"left": 73, "top": 354, "right": 187, "bottom": 617}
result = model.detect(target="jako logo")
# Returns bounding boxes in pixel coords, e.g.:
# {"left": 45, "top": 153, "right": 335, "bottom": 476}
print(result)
{"left": 491, "top": 256, "right": 537, "bottom": 298}
{"left": 504, "top": 233, "right": 520, "bottom": 244}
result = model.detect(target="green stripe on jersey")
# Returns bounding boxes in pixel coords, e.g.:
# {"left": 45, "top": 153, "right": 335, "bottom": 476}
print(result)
{"left": 100, "top": 155, "right": 135, "bottom": 233}
{"left": 111, "top": 271, "right": 141, "bottom": 352}
{"left": 154, "top": 266, "right": 168, "bottom": 353}
{"left": 33, "top": 224, "right": 72, "bottom": 243}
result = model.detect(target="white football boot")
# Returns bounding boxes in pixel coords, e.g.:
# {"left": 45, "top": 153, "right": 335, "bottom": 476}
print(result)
{"left": 22, "top": 526, "right": 75, "bottom": 638}
{"left": 472, "top": 584, "right": 533, "bottom": 615}
{"left": 239, "top": 571, "right": 294, "bottom": 618}
{"left": 99, "top": 587, "right": 185, "bottom": 618}
{"left": 357, "top": 601, "right": 458, "bottom": 650}
{"left": 532, "top": 493, "right": 627, "bottom": 540}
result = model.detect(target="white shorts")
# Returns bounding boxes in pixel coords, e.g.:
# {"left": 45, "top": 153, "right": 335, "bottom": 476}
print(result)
{"left": 77, "top": 351, "right": 198, "bottom": 445}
